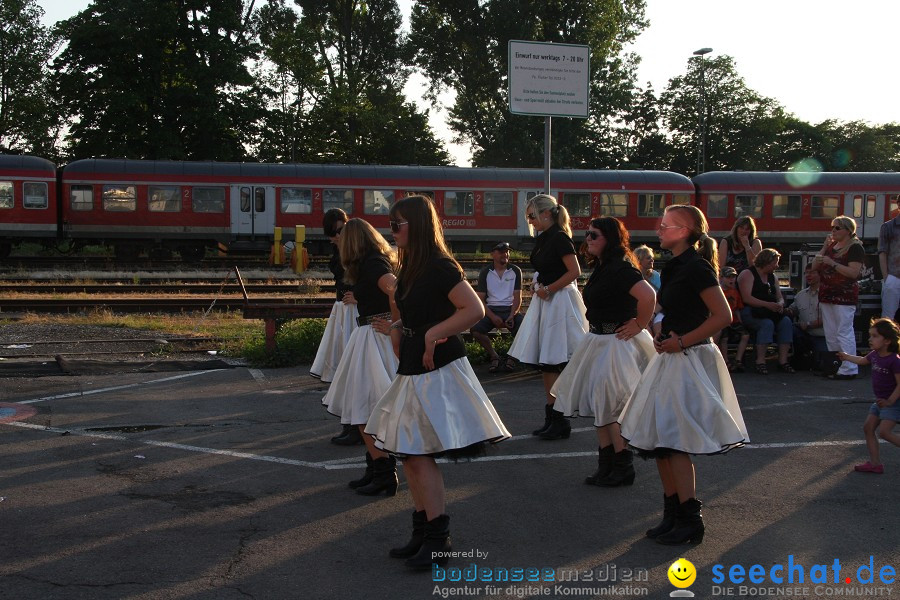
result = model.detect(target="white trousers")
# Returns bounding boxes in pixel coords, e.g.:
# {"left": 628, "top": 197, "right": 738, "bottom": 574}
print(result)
{"left": 821, "top": 303, "right": 858, "bottom": 375}
{"left": 882, "top": 274, "right": 900, "bottom": 319}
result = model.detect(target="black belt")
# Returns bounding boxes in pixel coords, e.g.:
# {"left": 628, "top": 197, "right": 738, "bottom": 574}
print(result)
{"left": 357, "top": 312, "right": 392, "bottom": 327}
{"left": 401, "top": 320, "right": 440, "bottom": 338}
{"left": 589, "top": 322, "right": 625, "bottom": 334}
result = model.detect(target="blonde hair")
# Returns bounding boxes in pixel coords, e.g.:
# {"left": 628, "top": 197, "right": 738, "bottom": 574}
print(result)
{"left": 832, "top": 215, "right": 857, "bottom": 236}
{"left": 753, "top": 248, "right": 781, "bottom": 269}
{"left": 665, "top": 204, "right": 719, "bottom": 273}
{"left": 338, "top": 218, "right": 396, "bottom": 284}
{"left": 633, "top": 245, "right": 654, "bottom": 262}
{"left": 526, "top": 194, "right": 572, "bottom": 237}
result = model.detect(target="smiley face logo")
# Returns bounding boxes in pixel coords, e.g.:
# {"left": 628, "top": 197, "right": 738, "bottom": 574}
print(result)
{"left": 668, "top": 558, "right": 696, "bottom": 588}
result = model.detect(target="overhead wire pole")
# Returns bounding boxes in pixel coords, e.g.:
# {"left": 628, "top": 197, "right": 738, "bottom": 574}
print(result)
{"left": 693, "top": 47, "right": 712, "bottom": 174}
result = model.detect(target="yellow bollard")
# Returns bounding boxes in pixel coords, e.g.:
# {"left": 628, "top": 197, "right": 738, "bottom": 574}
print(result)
{"left": 291, "top": 225, "right": 308, "bottom": 273}
{"left": 271, "top": 227, "right": 284, "bottom": 265}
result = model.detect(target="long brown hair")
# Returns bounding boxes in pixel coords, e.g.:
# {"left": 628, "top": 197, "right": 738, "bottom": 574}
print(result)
{"left": 666, "top": 205, "right": 719, "bottom": 273}
{"left": 728, "top": 216, "right": 757, "bottom": 249}
{"left": 338, "top": 218, "right": 396, "bottom": 284}
{"left": 583, "top": 216, "right": 638, "bottom": 269}
{"left": 390, "top": 195, "right": 462, "bottom": 298}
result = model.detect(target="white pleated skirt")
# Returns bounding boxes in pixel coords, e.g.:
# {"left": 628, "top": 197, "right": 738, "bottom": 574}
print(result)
{"left": 322, "top": 325, "right": 399, "bottom": 425}
{"left": 365, "top": 358, "right": 511, "bottom": 456}
{"left": 508, "top": 283, "right": 588, "bottom": 366}
{"left": 309, "top": 301, "right": 358, "bottom": 382}
{"left": 551, "top": 330, "right": 656, "bottom": 426}
{"left": 618, "top": 343, "right": 749, "bottom": 455}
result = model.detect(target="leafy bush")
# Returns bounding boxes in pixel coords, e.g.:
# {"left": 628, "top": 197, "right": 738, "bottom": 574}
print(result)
{"left": 241, "top": 318, "right": 327, "bottom": 367}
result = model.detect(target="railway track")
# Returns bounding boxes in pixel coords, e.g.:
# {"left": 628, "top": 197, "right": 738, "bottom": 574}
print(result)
{"left": 0, "top": 297, "right": 335, "bottom": 315}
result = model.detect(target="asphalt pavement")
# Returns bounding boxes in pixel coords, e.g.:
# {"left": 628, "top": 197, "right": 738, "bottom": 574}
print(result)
{"left": 1, "top": 362, "right": 897, "bottom": 600}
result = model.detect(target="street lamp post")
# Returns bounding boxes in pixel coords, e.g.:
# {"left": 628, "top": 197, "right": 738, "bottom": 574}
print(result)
{"left": 693, "top": 47, "right": 712, "bottom": 174}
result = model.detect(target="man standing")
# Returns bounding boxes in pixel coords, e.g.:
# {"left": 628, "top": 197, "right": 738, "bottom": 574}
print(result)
{"left": 878, "top": 195, "right": 900, "bottom": 319}
{"left": 471, "top": 242, "right": 523, "bottom": 372}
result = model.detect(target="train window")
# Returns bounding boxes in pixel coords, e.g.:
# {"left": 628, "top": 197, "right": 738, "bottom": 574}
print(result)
{"left": 282, "top": 188, "right": 312, "bottom": 214}
{"left": 23, "top": 182, "right": 48, "bottom": 209}
{"left": 148, "top": 186, "right": 180, "bottom": 212}
{"left": 772, "top": 195, "right": 801, "bottom": 218}
{"left": 240, "top": 187, "right": 251, "bottom": 212}
{"left": 0, "top": 182, "right": 13, "bottom": 209}
{"left": 324, "top": 189, "right": 353, "bottom": 213}
{"left": 867, "top": 196, "right": 876, "bottom": 219}
{"left": 255, "top": 187, "right": 266, "bottom": 213}
{"left": 599, "top": 193, "right": 627, "bottom": 217}
{"left": 734, "top": 195, "right": 762, "bottom": 218}
{"left": 192, "top": 187, "right": 225, "bottom": 213}
{"left": 407, "top": 190, "right": 434, "bottom": 200}
{"left": 102, "top": 185, "right": 137, "bottom": 212}
{"left": 445, "top": 191, "right": 475, "bottom": 216}
{"left": 484, "top": 191, "right": 513, "bottom": 216}
{"left": 707, "top": 194, "right": 727, "bottom": 218}
{"left": 364, "top": 190, "right": 394, "bottom": 215}
{"left": 562, "top": 192, "right": 591, "bottom": 217}
{"left": 852, "top": 195, "right": 863, "bottom": 218}
{"left": 811, "top": 195, "right": 840, "bottom": 219}
{"left": 70, "top": 185, "right": 93, "bottom": 211}
{"left": 638, "top": 194, "right": 665, "bottom": 217}
{"left": 672, "top": 194, "right": 691, "bottom": 205}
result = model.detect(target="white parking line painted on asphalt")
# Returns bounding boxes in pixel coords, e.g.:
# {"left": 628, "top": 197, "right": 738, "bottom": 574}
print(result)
{"left": 14, "top": 370, "right": 227, "bottom": 405}
{"left": 248, "top": 369, "right": 266, "bottom": 382}
{"left": 2, "top": 419, "right": 874, "bottom": 472}
{"left": 740, "top": 395, "right": 870, "bottom": 410}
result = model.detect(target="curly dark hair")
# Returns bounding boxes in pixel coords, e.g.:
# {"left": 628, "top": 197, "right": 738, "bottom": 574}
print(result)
{"left": 583, "top": 216, "right": 638, "bottom": 269}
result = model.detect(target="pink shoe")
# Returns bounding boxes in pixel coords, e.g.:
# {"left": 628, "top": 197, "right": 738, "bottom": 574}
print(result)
{"left": 853, "top": 462, "right": 884, "bottom": 474}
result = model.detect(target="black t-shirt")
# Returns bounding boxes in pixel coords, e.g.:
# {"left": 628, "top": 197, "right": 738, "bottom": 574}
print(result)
{"left": 395, "top": 256, "right": 467, "bottom": 375}
{"left": 530, "top": 224, "right": 576, "bottom": 286}
{"left": 353, "top": 252, "right": 392, "bottom": 318}
{"left": 748, "top": 266, "right": 777, "bottom": 303}
{"left": 658, "top": 247, "right": 720, "bottom": 337}
{"left": 582, "top": 258, "right": 643, "bottom": 327}
{"left": 329, "top": 244, "right": 353, "bottom": 300}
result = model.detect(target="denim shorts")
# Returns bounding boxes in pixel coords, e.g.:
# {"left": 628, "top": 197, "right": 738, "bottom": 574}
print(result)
{"left": 868, "top": 402, "right": 900, "bottom": 422}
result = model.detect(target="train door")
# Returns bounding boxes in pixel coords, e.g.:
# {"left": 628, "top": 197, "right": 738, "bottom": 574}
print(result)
{"left": 845, "top": 192, "right": 884, "bottom": 241}
{"left": 230, "top": 185, "right": 275, "bottom": 239}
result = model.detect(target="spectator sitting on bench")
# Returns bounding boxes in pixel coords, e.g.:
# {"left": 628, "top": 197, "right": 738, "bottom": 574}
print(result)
{"left": 471, "top": 242, "right": 524, "bottom": 372}
{"left": 715, "top": 266, "right": 750, "bottom": 373}
{"left": 738, "top": 248, "right": 796, "bottom": 374}
{"left": 787, "top": 263, "right": 828, "bottom": 371}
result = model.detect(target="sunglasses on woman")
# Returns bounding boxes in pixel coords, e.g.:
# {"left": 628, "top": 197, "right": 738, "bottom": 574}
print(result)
{"left": 389, "top": 220, "right": 408, "bottom": 233}
{"left": 585, "top": 231, "right": 600, "bottom": 241}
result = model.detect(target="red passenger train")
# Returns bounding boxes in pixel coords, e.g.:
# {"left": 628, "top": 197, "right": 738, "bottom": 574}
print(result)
{"left": 1, "top": 154, "right": 899, "bottom": 261}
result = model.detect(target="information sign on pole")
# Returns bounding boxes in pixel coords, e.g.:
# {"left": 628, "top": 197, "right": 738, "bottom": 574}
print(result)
{"left": 508, "top": 40, "right": 591, "bottom": 118}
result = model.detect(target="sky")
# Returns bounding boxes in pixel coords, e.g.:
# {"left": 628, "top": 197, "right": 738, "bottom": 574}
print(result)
{"left": 37, "top": 0, "right": 900, "bottom": 167}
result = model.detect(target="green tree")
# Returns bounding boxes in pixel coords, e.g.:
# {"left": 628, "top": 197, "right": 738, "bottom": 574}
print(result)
{"left": 0, "top": 0, "right": 59, "bottom": 155}
{"left": 53, "top": 0, "right": 263, "bottom": 161}
{"left": 254, "top": 0, "right": 448, "bottom": 165}
{"left": 408, "top": 0, "right": 648, "bottom": 168}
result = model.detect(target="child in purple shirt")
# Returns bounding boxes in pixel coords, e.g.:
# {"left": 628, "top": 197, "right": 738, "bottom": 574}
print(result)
{"left": 838, "top": 318, "right": 900, "bottom": 474}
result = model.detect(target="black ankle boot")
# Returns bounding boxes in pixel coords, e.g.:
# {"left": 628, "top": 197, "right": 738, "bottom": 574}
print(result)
{"left": 595, "top": 449, "right": 635, "bottom": 487}
{"left": 331, "top": 423, "right": 352, "bottom": 443}
{"left": 348, "top": 452, "right": 373, "bottom": 489}
{"left": 405, "top": 514, "right": 451, "bottom": 571}
{"left": 656, "top": 498, "right": 704, "bottom": 545}
{"left": 332, "top": 424, "right": 364, "bottom": 446}
{"left": 646, "top": 494, "right": 679, "bottom": 538}
{"left": 355, "top": 456, "right": 398, "bottom": 496}
{"left": 584, "top": 445, "right": 615, "bottom": 485}
{"left": 390, "top": 510, "right": 426, "bottom": 558}
{"left": 539, "top": 409, "right": 571, "bottom": 440}
{"left": 532, "top": 404, "right": 554, "bottom": 436}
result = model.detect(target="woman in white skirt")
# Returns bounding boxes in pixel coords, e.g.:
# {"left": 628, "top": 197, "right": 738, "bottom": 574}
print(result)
{"left": 310, "top": 209, "right": 361, "bottom": 445}
{"left": 322, "top": 218, "right": 399, "bottom": 495}
{"left": 618, "top": 205, "right": 748, "bottom": 546}
{"left": 551, "top": 217, "right": 656, "bottom": 487}
{"left": 365, "top": 195, "right": 510, "bottom": 572}
{"left": 507, "top": 194, "right": 587, "bottom": 440}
